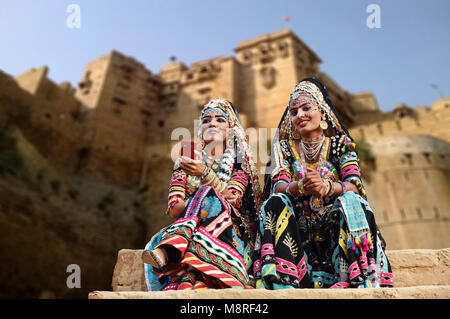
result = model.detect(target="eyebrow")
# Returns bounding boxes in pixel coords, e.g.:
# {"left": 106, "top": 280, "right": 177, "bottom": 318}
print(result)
{"left": 202, "top": 114, "right": 226, "bottom": 119}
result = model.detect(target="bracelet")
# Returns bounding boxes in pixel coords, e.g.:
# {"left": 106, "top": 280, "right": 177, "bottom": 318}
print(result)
{"left": 298, "top": 180, "right": 306, "bottom": 196}
{"left": 324, "top": 180, "right": 331, "bottom": 196}
{"left": 201, "top": 168, "right": 215, "bottom": 185}
{"left": 200, "top": 165, "right": 210, "bottom": 179}
{"left": 285, "top": 182, "right": 293, "bottom": 196}
{"left": 339, "top": 181, "right": 346, "bottom": 194}
{"left": 211, "top": 175, "right": 220, "bottom": 189}
{"left": 325, "top": 180, "right": 335, "bottom": 197}
{"left": 216, "top": 181, "right": 227, "bottom": 192}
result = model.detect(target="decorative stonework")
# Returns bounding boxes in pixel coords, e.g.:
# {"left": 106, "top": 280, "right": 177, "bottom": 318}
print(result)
{"left": 260, "top": 66, "right": 276, "bottom": 89}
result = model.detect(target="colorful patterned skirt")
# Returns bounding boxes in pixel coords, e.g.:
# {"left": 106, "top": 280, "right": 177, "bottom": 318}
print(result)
{"left": 252, "top": 191, "right": 394, "bottom": 289}
{"left": 144, "top": 186, "right": 254, "bottom": 291}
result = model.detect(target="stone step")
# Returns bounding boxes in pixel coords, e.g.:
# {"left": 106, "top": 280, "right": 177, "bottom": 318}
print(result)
{"left": 109, "top": 248, "right": 450, "bottom": 293}
{"left": 89, "top": 285, "right": 450, "bottom": 299}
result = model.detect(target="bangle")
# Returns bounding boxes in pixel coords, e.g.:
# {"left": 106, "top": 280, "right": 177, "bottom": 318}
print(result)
{"left": 211, "top": 175, "right": 220, "bottom": 189}
{"left": 324, "top": 180, "right": 331, "bottom": 196}
{"left": 298, "top": 180, "right": 306, "bottom": 196}
{"left": 339, "top": 181, "right": 346, "bottom": 194}
{"left": 325, "top": 180, "right": 334, "bottom": 197}
{"left": 200, "top": 165, "right": 209, "bottom": 179}
{"left": 217, "top": 181, "right": 227, "bottom": 192}
{"left": 201, "top": 168, "right": 215, "bottom": 185}
{"left": 285, "top": 182, "right": 293, "bottom": 196}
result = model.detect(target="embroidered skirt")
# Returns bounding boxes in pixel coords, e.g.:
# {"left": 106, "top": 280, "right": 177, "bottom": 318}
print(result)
{"left": 144, "top": 186, "right": 254, "bottom": 291}
{"left": 252, "top": 192, "right": 394, "bottom": 289}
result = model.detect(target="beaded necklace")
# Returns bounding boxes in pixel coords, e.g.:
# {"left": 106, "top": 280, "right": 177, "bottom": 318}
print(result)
{"left": 204, "top": 153, "right": 221, "bottom": 172}
{"left": 289, "top": 138, "right": 329, "bottom": 178}
{"left": 202, "top": 146, "right": 235, "bottom": 183}
{"left": 289, "top": 138, "right": 330, "bottom": 211}
{"left": 300, "top": 135, "right": 326, "bottom": 162}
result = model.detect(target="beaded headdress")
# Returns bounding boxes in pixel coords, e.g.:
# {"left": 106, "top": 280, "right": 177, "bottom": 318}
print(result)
{"left": 279, "top": 78, "right": 350, "bottom": 140}
{"left": 200, "top": 99, "right": 231, "bottom": 124}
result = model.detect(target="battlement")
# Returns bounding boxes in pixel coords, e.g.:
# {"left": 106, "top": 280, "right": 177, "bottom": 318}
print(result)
{"left": 235, "top": 29, "right": 321, "bottom": 66}
{"left": 351, "top": 99, "right": 450, "bottom": 143}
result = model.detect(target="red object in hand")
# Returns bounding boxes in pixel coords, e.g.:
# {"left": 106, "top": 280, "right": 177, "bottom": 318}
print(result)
{"left": 181, "top": 140, "right": 196, "bottom": 159}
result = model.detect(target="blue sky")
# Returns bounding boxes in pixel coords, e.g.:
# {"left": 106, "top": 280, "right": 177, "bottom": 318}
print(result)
{"left": 0, "top": 0, "right": 449, "bottom": 111}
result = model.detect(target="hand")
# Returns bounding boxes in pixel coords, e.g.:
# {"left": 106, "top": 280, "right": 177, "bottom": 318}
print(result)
{"left": 303, "top": 167, "right": 327, "bottom": 198}
{"left": 179, "top": 150, "right": 206, "bottom": 176}
{"left": 222, "top": 188, "right": 239, "bottom": 207}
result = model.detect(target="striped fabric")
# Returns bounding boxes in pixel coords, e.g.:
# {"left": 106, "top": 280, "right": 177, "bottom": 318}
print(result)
{"left": 227, "top": 169, "right": 249, "bottom": 199}
{"left": 339, "top": 137, "right": 366, "bottom": 198}
{"left": 272, "top": 169, "right": 292, "bottom": 192}
{"left": 167, "top": 168, "right": 187, "bottom": 213}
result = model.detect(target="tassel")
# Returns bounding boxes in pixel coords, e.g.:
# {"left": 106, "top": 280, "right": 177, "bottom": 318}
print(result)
{"left": 367, "top": 235, "right": 373, "bottom": 248}
{"left": 355, "top": 237, "right": 361, "bottom": 247}
{"left": 348, "top": 239, "right": 353, "bottom": 250}
{"left": 363, "top": 236, "right": 369, "bottom": 251}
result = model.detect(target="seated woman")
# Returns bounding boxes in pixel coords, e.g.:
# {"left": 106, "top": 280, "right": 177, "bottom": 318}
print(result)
{"left": 252, "top": 78, "right": 394, "bottom": 289}
{"left": 142, "top": 98, "right": 262, "bottom": 291}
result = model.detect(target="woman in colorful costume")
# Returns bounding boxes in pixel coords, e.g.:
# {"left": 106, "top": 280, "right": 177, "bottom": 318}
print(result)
{"left": 252, "top": 78, "right": 394, "bottom": 289}
{"left": 142, "top": 98, "right": 262, "bottom": 291}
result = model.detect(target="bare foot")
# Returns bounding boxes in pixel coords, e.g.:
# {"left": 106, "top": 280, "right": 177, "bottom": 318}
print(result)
{"left": 142, "top": 248, "right": 168, "bottom": 270}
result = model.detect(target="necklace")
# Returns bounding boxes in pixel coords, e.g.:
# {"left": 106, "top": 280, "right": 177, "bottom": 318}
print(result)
{"left": 204, "top": 153, "right": 221, "bottom": 172}
{"left": 300, "top": 135, "right": 325, "bottom": 162}
{"left": 289, "top": 138, "right": 330, "bottom": 212}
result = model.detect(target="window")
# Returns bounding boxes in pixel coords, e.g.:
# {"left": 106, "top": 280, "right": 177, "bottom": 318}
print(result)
{"left": 416, "top": 208, "right": 422, "bottom": 219}
{"left": 433, "top": 206, "right": 440, "bottom": 218}
{"left": 404, "top": 154, "right": 413, "bottom": 166}
{"left": 112, "top": 97, "right": 127, "bottom": 105}
{"left": 377, "top": 123, "right": 383, "bottom": 135}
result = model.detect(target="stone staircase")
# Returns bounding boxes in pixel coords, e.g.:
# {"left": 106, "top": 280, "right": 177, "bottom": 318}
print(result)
{"left": 89, "top": 248, "right": 450, "bottom": 299}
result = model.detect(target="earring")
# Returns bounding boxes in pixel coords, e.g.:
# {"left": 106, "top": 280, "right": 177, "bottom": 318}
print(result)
{"left": 289, "top": 120, "right": 301, "bottom": 140}
{"left": 292, "top": 130, "right": 301, "bottom": 140}
{"left": 320, "top": 117, "right": 328, "bottom": 130}
{"left": 201, "top": 140, "right": 206, "bottom": 149}
{"left": 226, "top": 134, "right": 234, "bottom": 149}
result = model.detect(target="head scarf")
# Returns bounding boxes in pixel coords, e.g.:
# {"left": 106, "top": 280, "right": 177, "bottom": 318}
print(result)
{"left": 201, "top": 101, "right": 231, "bottom": 124}
{"left": 263, "top": 78, "right": 353, "bottom": 198}
{"left": 278, "top": 78, "right": 352, "bottom": 140}
{"left": 199, "top": 98, "right": 263, "bottom": 239}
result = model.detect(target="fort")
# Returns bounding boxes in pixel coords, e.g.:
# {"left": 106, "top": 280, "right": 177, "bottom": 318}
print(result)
{"left": 0, "top": 29, "right": 448, "bottom": 298}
